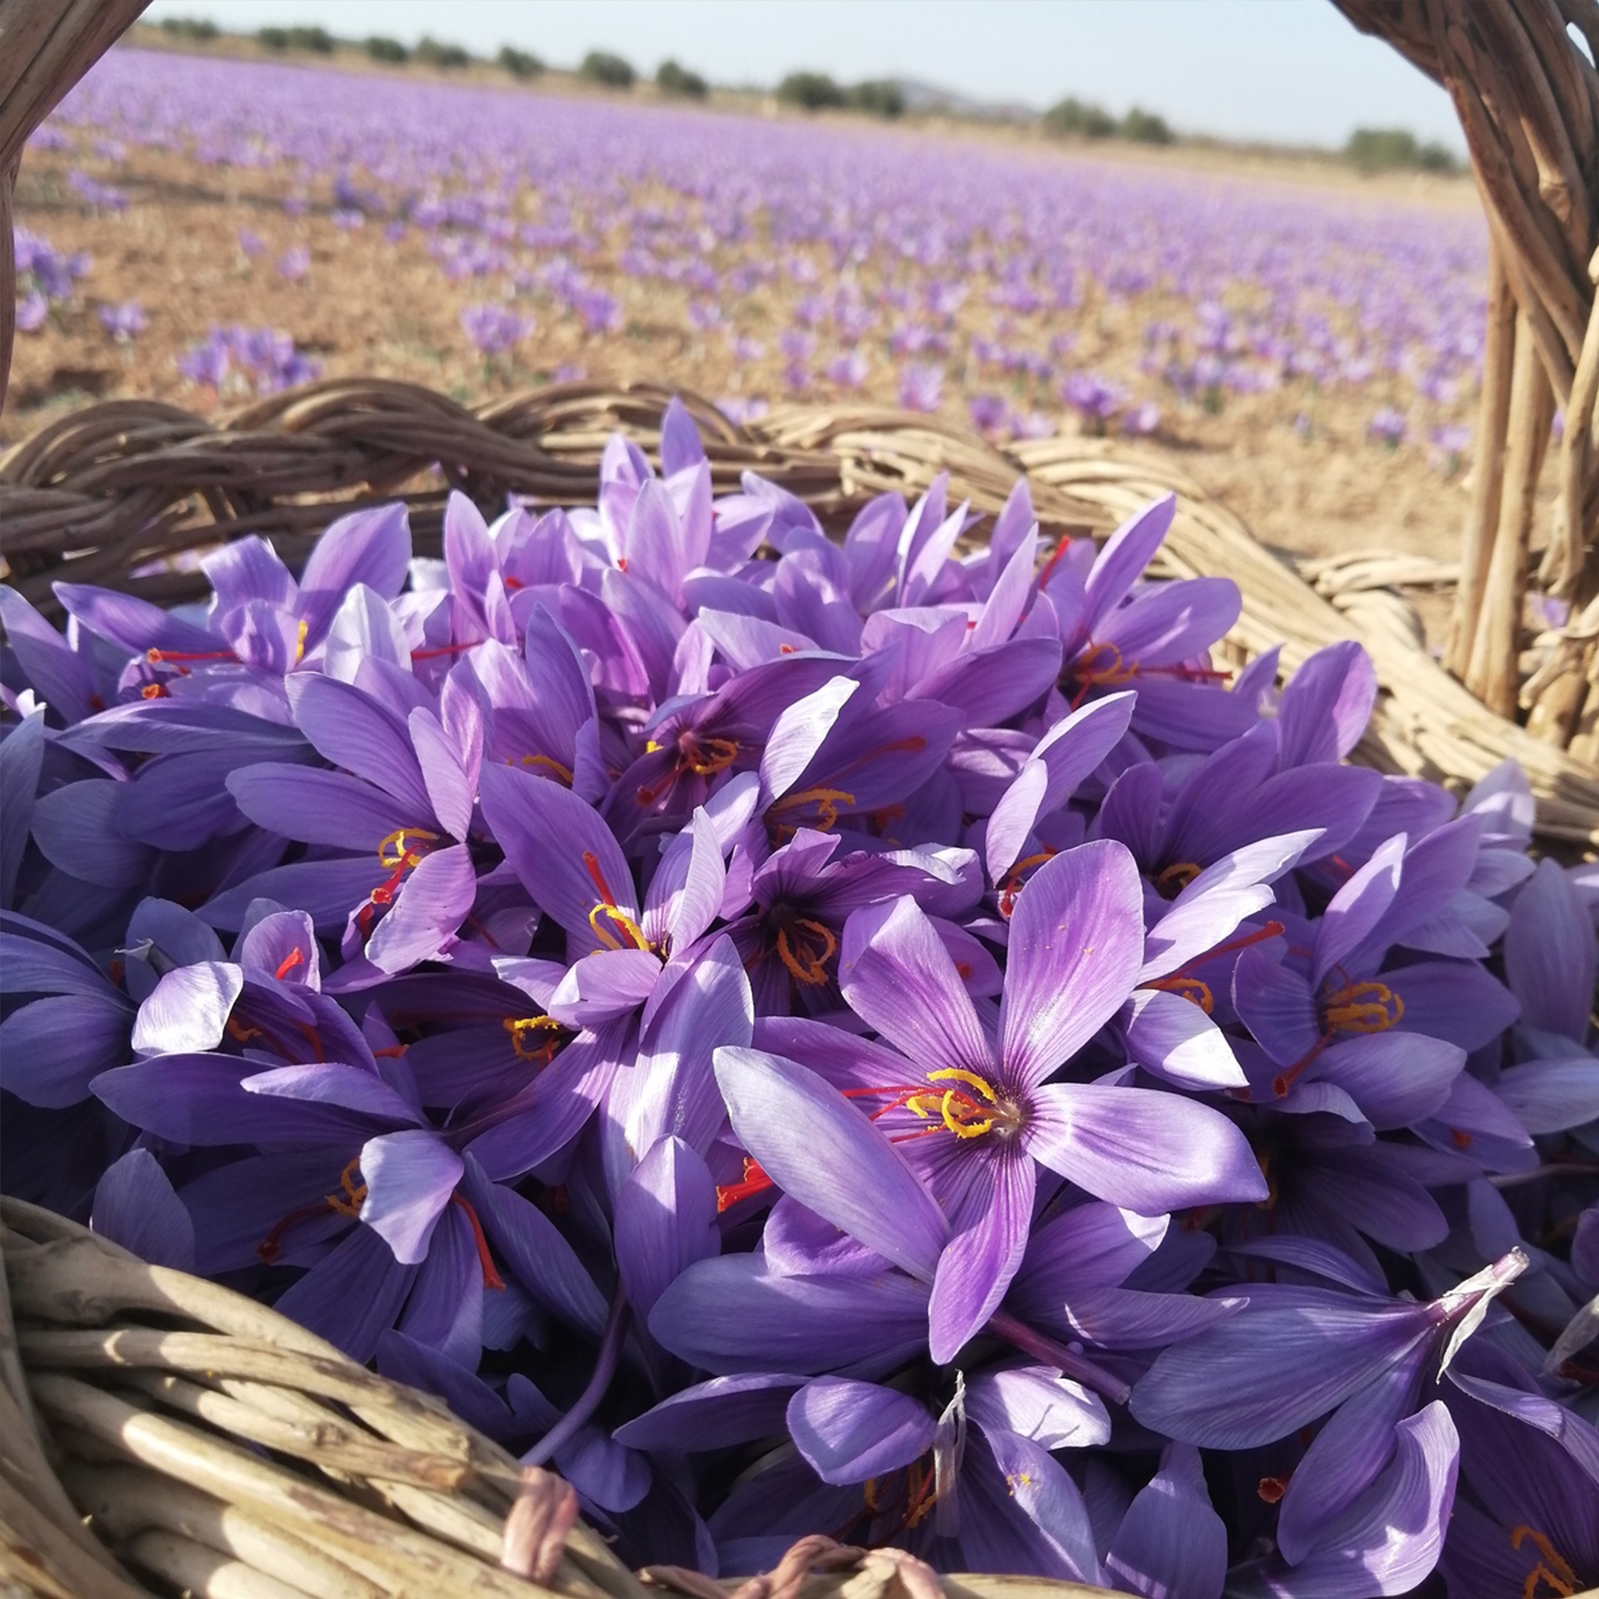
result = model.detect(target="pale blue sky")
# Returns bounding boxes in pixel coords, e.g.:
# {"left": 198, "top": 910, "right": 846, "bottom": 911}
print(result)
{"left": 140, "top": 0, "right": 1470, "bottom": 153}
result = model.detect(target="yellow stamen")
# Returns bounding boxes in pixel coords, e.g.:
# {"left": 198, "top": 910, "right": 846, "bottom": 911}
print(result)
{"left": 1153, "top": 860, "right": 1203, "bottom": 898}
{"left": 503, "top": 1015, "right": 563, "bottom": 1061}
{"left": 518, "top": 753, "right": 574, "bottom": 785}
{"left": 771, "top": 786, "right": 855, "bottom": 831}
{"left": 1512, "top": 1527, "right": 1578, "bottom": 1599}
{"left": 294, "top": 618, "right": 308, "bottom": 665}
{"left": 1322, "top": 980, "right": 1404, "bottom": 1034}
{"left": 682, "top": 735, "right": 740, "bottom": 776}
{"left": 588, "top": 902, "right": 654, "bottom": 953}
{"left": 377, "top": 827, "right": 441, "bottom": 869}
{"left": 926, "top": 1067, "right": 1001, "bottom": 1139}
{"left": 1150, "top": 974, "right": 1215, "bottom": 1014}
{"left": 774, "top": 918, "right": 838, "bottom": 985}
{"left": 325, "top": 1156, "right": 368, "bottom": 1219}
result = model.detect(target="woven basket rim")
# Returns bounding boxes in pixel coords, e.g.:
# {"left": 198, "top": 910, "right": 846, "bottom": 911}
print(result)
{"left": 2, "top": 378, "right": 1597, "bottom": 848}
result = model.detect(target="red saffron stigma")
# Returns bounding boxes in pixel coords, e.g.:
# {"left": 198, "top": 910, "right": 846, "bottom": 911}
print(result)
{"left": 146, "top": 646, "right": 238, "bottom": 664}
{"left": 1257, "top": 1476, "right": 1289, "bottom": 1505}
{"left": 274, "top": 948, "right": 305, "bottom": 981}
{"left": 450, "top": 1194, "right": 505, "bottom": 1290}
{"left": 716, "top": 1158, "right": 775, "bottom": 1213}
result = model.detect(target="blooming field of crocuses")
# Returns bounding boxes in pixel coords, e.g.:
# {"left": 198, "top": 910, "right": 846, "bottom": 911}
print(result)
{"left": 14, "top": 46, "right": 1487, "bottom": 514}
{"left": 3, "top": 395, "right": 1597, "bottom": 1594}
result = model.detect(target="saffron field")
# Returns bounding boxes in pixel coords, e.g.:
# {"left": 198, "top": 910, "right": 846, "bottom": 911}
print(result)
{"left": 10, "top": 43, "right": 1497, "bottom": 591}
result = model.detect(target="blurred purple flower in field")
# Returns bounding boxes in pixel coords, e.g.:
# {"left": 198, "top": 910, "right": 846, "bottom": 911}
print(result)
{"left": 67, "top": 169, "right": 127, "bottom": 210}
{"left": 276, "top": 247, "right": 310, "bottom": 282}
{"left": 1122, "top": 400, "right": 1161, "bottom": 437}
{"left": 282, "top": 193, "right": 308, "bottom": 216}
{"left": 728, "top": 332, "right": 765, "bottom": 363}
{"left": 554, "top": 362, "right": 587, "bottom": 382}
{"left": 716, "top": 395, "right": 769, "bottom": 425}
{"left": 1011, "top": 409, "right": 1056, "bottom": 439}
{"left": 1429, "top": 423, "right": 1471, "bottom": 475}
{"left": 688, "top": 301, "right": 725, "bottom": 332}
{"left": 16, "top": 292, "right": 49, "bottom": 333}
{"left": 384, "top": 221, "right": 407, "bottom": 244}
{"left": 1061, "top": 371, "right": 1124, "bottom": 431}
{"left": 460, "top": 303, "right": 532, "bottom": 357}
{"left": 330, "top": 208, "right": 365, "bottom": 230}
{"left": 98, "top": 301, "right": 146, "bottom": 342}
{"left": 778, "top": 328, "right": 815, "bottom": 363}
{"left": 826, "top": 349, "right": 868, "bottom": 389}
{"left": 1369, "top": 406, "right": 1407, "bottom": 448}
{"left": 898, "top": 361, "right": 943, "bottom": 412}
{"left": 574, "top": 288, "right": 621, "bottom": 335}
{"left": 237, "top": 228, "right": 266, "bottom": 258}
{"left": 177, "top": 325, "right": 320, "bottom": 393}
{"left": 969, "top": 393, "right": 1010, "bottom": 436}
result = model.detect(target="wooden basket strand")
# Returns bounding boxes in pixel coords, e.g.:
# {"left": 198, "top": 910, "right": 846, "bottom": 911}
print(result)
{"left": 3, "top": 378, "right": 1597, "bottom": 845}
{"left": 0, "top": 1199, "right": 1118, "bottom": 1599}
{"left": 1334, "top": 0, "right": 1599, "bottom": 750}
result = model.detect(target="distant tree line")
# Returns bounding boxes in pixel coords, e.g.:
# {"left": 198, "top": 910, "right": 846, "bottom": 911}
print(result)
{"left": 775, "top": 72, "right": 905, "bottom": 118}
{"left": 1043, "top": 96, "right": 1174, "bottom": 145}
{"left": 1344, "top": 127, "right": 1459, "bottom": 174}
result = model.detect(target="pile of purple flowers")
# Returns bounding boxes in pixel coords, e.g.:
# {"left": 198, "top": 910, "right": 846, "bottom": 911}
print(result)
{"left": 2, "top": 402, "right": 1595, "bottom": 1596}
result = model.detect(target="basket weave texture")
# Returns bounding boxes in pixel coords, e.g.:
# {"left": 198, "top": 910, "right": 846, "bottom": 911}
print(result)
{"left": 1336, "top": 0, "right": 1599, "bottom": 750}
{"left": 3, "top": 378, "right": 1598, "bottom": 847}
{"left": 0, "top": 1199, "right": 1116, "bottom": 1599}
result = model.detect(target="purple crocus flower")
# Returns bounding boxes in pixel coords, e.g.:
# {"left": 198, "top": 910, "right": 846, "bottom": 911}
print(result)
{"left": 97, "top": 300, "right": 146, "bottom": 341}
{"left": 899, "top": 362, "right": 943, "bottom": 413}
{"left": 714, "top": 842, "right": 1265, "bottom": 1361}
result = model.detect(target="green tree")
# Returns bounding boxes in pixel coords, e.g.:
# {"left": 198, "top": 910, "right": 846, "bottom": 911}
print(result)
{"left": 1043, "top": 97, "right": 1118, "bottom": 139}
{"left": 1121, "top": 107, "right": 1174, "bottom": 145}
{"left": 499, "top": 46, "right": 544, "bottom": 79}
{"left": 415, "top": 36, "right": 472, "bottom": 68}
{"left": 656, "top": 59, "right": 708, "bottom": 98}
{"left": 848, "top": 80, "right": 905, "bottom": 118}
{"left": 365, "top": 36, "right": 409, "bottom": 63}
{"left": 581, "top": 51, "right": 636, "bottom": 88}
{"left": 776, "top": 71, "right": 846, "bottom": 111}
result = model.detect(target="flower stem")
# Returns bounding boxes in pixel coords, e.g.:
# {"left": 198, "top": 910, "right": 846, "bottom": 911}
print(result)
{"left": 524, "top": 1283, "right": 632, "bottom": 1466}
{"left": 988, "top": 1309, "right": 1131, "bottom": 1405}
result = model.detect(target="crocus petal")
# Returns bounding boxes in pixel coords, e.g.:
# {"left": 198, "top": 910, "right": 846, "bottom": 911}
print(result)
{"left": 364, "top": 845, "right": 477, "bottom": 973}
{"left": 787, "top": 1379, "right": 937, "bottom": 1485}
{"left": 273, "top": 1214, "right": 418, "bottom": 1364}
{"left": 839, "top": 894, "right": 992, "bottom": 1077}
{"left": 1026, "top": 1083, "right": 1267, "bottom": 1213}
{"left": 479, "top": 764, "right": 640, "bottom": 951}
{"left": 929, "top": 1154, "right": 1035, "bottom": 1363}
{"left": 758, "top": 676, "right": 857, "bottom": 803}
{"left": 1082, "top": 495, "right": 1176, "bottom": 636}
{"left": 1496, "top": 1058, "right": 1599, "bottom": 1134}
{"left": 1125, "top": 989, "right": 1247, "bottom": 1090}
{"left": 1130, "top": 1287, "right": 1428, "bottom": 1449}
{"left": 286, "top": 674, "right": 433, "bottom": 818}
{"left": 1313, "top": 835, "right": 1406, "bottom": 987}
{"left": 0, "top": 711, "right": 45, "bottom": 907}
{"left": 614, "top": 1135, "right": 719, "bottom": 1316}
{"left": 132, "top": 961, "right": 244, "bottom": 1056}
{"left": 965, "top": 1365, "right": 1110, "bottom": 1451}
{"left": 1104, "top": 1443, "right": 1227, "bottom": 1599}
{"left": 1273, "top": 1402, "right": 1458, "bottom": 1599}
{"left": 91, "top": 1148, "right": 196, "bottom": 1271}
{"left": 1505, "top": 856, "right": 1597, "bottom": 1043}
{"left": 713, "top": 1046, "right": 949, "bottom": 1280}
{"left": 614, "top": 1374, "right": 806, "bottom": 1453}
{"left": 295, "top": 502, "right": 412, "bottom": 646}
{"left": 31, "top": 780, "right": 154, "bottom": 888}
{"left": 649, "top": 1254, "right": 931, "bottom": 1376}
{"left": 1311, "top": 1033, "right": 1464, "bottom": 1131}
{"left": 357, "top": 1129, "right": 464, "bottom": 1264}
{"left": 1001, "top": 840, "right": 1143, "bottom": 1088}
{"left": 3, "top": 994, "right": 132, "bottom": 1108}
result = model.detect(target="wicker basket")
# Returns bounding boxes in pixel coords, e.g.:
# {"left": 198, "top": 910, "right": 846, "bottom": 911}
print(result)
{"left": 3, "top": 379, "right": 1598, "bottom": 847}
{"left": 0, "top": 1199, "right": 1114, "bottom": 1599}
